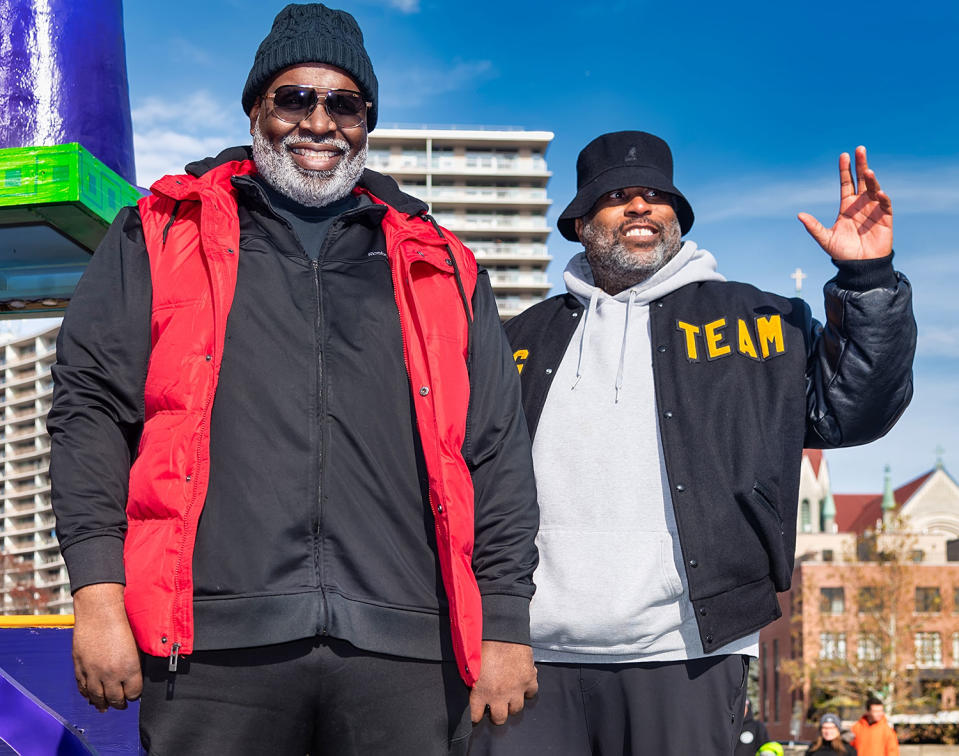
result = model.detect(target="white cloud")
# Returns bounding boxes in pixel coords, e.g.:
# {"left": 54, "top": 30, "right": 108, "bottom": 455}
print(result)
{"left": 388, "top": 0, "right": 420, "bottom": 12}
{"left": 378, "top": 60, "right": 495, "bottom": 111}
{"left": 131, "top": 92, "right": 249, "bottom": 185}
{"left": 696, "top": 162, "right": 959, "bottom": 224}
{"left": 918, "top": 326, "right": 959, "bottom": 359}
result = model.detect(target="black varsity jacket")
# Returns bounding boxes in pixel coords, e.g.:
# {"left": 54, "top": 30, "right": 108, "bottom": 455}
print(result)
{"left": 505, "top": 255, "right": 915, "bottom": 652}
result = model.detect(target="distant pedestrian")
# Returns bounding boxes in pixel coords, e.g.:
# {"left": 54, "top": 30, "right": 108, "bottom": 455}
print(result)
{"left": 736, "top": 699, "right": 771, "bottom": 756}
{"left": 807, "top": 713, "right": 856, "bottom": 754}
{"left": 851, "top": 697, "right": 899, "bottom": 756}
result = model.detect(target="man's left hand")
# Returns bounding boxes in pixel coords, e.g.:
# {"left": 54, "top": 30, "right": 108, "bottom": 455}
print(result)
{"left": 469, "top": 640, "right": 538, "bottom": 725}
{"left": 798, "top": 145, "right": 893, "bottom": 261}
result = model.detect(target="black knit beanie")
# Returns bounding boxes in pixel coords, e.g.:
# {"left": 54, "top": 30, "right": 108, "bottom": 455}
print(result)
{"left": 242, "top": 3, "right": 378, "bottom": 130}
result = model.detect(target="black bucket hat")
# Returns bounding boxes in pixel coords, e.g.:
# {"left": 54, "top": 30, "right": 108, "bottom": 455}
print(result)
{"left": 558, "top": 131, "right": 694, "bottom": 241}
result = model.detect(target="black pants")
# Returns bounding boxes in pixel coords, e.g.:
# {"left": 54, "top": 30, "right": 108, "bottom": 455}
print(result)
{"left": 139, "top": 636, "right": 471, "bottom": 755}
{"left": 470, "top": 654, "right": 749, "bottom": 755}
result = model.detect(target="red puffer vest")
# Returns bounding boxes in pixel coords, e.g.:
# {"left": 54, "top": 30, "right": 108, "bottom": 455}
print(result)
{"left": 125, "top": 160, "right": 482, "bottom": 685}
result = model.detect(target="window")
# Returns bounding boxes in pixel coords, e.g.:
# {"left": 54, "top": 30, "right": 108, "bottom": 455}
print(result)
{"left": 801, "top": 499, "right": 812, "bottom": 533}
{"left": 820, "top": 587, "right": 845, "bottom": 614}
{"left": 954, "top": 587, "right": 959, "bottom": 614}
{"left": 819, "top": 632, "right": 846, "bottom": 660}
{"left": 911, "top": 549, "right": 925, "bottom": 563}
{"left": 857, "top": 633, "right": 881, "bottom": 662}
{"left": 916, "top": 587, "right": 942, "bottom": 613}
{"left": 915, "top": 632, "right": 942, "bottom": 666}
{"left": 953, "top": 633, "right": 959, "bottom": 665}
{"left": 822, "top": 549, "right": 834, "bottom": 562}
{"left": 858, "top": 586, "right": 883, "bottom": 613}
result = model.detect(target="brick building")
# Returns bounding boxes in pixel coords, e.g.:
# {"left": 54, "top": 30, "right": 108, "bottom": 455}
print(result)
{"left": 760, "top": 452, "right": 959, "bottom": 741}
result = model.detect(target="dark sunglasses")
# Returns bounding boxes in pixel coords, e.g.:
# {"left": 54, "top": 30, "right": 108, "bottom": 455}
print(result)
{"left": 263, "top": 85, "right": 369, "bottom": 128}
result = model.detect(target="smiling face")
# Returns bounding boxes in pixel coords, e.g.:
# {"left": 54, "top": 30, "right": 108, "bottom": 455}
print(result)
{"left": 820, "top": 721, "right": 840, "bottom": 741}
{"left": 249, "top": 63, "right": 368, "bottom": 206}
{"left": 574, "top": 186, "right": 682, "bottom": 294}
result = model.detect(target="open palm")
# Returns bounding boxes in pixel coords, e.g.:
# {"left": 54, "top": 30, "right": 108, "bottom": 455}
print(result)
{"left": 798, "top": 146, "right": 893, "bottom": 261}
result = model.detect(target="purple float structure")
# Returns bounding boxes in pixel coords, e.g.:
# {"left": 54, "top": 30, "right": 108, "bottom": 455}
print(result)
{"left": 0, "top": 1, "right": 142, "bottom": 752}
{"left": 0, "top": 0, "right": 140, "bottom": 317}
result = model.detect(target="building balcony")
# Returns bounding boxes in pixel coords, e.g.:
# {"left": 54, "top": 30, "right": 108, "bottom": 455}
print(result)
{"left": 0, "top": 367, "right": 50, "bottom": 390}
{"left": 434, "top": 215, "right": 550, "bottom": 234}
{"left": 495, "top": 297, "right": 538, "bottom": 319}
{"left": 367, "top": 157, "right": 551, "bottom": 181}
{"left": 0, "top": 385, "right": 53, "bottom": 410}
{"left": 2, "top": 406, "right": 51, "bottom": 424}
{"left": 2, "top": 499, "right": 51, "bottom": 517}
{"left": 413, "top": 187, "right": 552, "bottom": 208}
{"left": 0, "top": 346, "right": 55, "bottom": 371}
{"left": 3, "top": 481, "right": 51, "bottom": 500}
{"left": 3, "top": 442, "right": 51, "bottom": 462}
{"left": 486, "top": 273, "right": 552, "bottom": 292}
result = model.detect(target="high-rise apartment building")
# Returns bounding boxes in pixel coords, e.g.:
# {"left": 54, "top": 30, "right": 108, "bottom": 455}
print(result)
{"left": 0, "top": 325, "right": 70, "bottom": 614}
{"left": 367, "top": 127, "right": 554, "bottom": 319}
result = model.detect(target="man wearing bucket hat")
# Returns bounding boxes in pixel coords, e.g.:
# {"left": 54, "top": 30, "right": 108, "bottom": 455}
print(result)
{"left": 471, "top": 131, "right": 915, "bottom": 754}
{"left": 48, "top": 4, "right": 538, "bottom": 753}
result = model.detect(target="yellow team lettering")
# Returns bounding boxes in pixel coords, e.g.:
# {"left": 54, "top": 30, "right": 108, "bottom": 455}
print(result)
{"left": 513, "top": 348, "right": 529, "bottom": 374}
{"left": 676, "top": 321, "right": 701, "bottom": 361}
{"left": 737, "top": 318, "right": 759, "bottom": 360}
{"left": 703, "top": 318, "right": 731, "bottom": 360}
{"left": 755, "top": 314, "right": 785, "bottom": 359}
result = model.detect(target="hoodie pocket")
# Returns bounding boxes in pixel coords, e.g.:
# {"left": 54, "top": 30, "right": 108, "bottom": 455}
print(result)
{"left": 530, "top": 529, "right": 687, "bottom": 654}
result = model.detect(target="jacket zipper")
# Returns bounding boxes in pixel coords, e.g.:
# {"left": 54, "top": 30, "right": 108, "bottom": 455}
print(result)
{"left": 312, "top": 258, "right": 329, "bottom": 633}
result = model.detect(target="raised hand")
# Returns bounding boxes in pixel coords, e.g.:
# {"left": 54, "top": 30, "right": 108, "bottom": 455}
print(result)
{"left": 798, "top": 146, "right": 893, "bottom": 261}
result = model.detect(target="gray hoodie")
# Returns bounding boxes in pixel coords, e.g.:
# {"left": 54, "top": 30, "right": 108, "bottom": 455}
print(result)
{"left": 530, "top": 241, "right": 759, "bottom": 662}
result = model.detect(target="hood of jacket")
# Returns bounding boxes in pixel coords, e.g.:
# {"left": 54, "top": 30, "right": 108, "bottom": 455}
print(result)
{"left": 564, "top": 240, "right": 725, "bottom": 306}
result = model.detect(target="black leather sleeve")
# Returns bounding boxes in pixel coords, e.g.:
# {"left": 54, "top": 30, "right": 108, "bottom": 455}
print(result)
{"left": 47, "top": 207, "right": 152, "bottom": 591}
{"left": 804, "top": 253, "right": 917, "bottom": 448}
{"left": 465, "top": 270, "right": 539, "bottom": 645}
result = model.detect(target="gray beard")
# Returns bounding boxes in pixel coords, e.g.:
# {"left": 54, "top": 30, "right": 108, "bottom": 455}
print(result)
{"left": 581, "top": 215, "right": 682, "bottom": 294}
{"left": 251, "top": 121, "right": 367, "bottom": 207}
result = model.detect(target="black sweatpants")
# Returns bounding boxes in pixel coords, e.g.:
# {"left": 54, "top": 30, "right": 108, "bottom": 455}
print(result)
{"left": 469, "top": 654, "right": 749, "bottom": 755}
{"left": 139, "top": 636, "right": 471, "bottom": 755}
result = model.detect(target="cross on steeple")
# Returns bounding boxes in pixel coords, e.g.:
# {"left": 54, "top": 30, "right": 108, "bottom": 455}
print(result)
{"left": 936, "top": 444, "right": 945, "bottom": 470}
{"left": 791, "top": 267, "right": 807, "bottom": 297}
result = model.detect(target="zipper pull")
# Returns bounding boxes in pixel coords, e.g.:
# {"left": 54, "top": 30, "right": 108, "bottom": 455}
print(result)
{"left": 168, "top": 642, "right": 181, "bottom": 673}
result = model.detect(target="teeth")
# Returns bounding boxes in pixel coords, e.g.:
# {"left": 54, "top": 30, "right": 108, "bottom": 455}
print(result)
{"left": 625, "top": 228, "right": 655, "bottom": 237}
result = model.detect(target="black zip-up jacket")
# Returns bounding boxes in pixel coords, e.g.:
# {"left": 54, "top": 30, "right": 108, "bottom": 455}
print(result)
{"left": 505, "top": 255, "right": 915, "bottom": 652}
{"left": 48, "top": 148, "right": 539, "bottom": 660}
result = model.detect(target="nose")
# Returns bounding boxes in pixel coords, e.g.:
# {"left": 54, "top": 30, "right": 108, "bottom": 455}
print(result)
{"left": 300, "top": 100, "right": 337, "bottom": 135}
{"left": 624, "top": 193, "right": 651, "bottom": 216}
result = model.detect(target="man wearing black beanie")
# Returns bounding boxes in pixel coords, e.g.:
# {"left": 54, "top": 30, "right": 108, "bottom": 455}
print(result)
{"left": 48, "top": 4, "right": 539, "bottom": 754}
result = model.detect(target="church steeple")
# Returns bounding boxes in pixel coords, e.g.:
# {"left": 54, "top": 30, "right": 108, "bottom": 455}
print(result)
{"left": 881, "top": 464, "right": 896, "bottom": 526}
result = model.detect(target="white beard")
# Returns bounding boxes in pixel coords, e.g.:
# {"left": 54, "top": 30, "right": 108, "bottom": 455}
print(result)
{"left": 251, "top": 120, "right": 367, "bottom": 207}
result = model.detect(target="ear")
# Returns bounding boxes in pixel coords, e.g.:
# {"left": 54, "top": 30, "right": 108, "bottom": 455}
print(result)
{"left": 574, "top": 216, "right": 584, "bottom": 242}
{"left": 249, "top": 99, "right": 261, "bottom": 136}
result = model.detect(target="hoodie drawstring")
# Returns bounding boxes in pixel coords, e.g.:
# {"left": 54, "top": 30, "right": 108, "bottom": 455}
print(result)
{"left": 614, "top": 289, "right": 637, "bottom": 402}
{"left": 572, "top": 290, "right": 599, "bottom": 389}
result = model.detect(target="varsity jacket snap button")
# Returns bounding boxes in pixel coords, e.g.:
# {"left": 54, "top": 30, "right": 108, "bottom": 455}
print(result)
{"left": 226, "top": 248, "right": 235, "bottom": 255}
{"left": 205, "top": 354, "right": 212, "bottom": 361}
{"left": 545, "top": 368, "right": 553, "bottom": 374}
{"left": 657, "top": 345, "right": 667, "bottom": 353}
{"left": 656, "top": 301, "right": 664, "bottom": 308}
{"left": 571, "top": 312, "right": 579, "bottom": 318}
{"left": 445, "top": 258, "right": 453, "bottom": 265}
{"left": 663, "top": 410, "right": 673, "bottom": 419}
{"left": 675, "top": 484, "right": 686, "bottom": 492}
{"left": 185, "top": 475, "right": 191, "bottom": 482}
{"left": 437, "top": 504, "right": 444, "bottom": 513}
{"left": 689, "top": 559, "right": 698, "bottom": 567}
{"left": 419, "top": 386, "right": 430, "bottom": 396}
{"left": 705, "top": 634, "right": 714, "bottom": 643}
{"left": 699, "top": 607, "right": 707, "bottom": 616}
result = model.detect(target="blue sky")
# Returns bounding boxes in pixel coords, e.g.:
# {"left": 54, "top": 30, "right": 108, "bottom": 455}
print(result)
{"left": 76, "top": 0, "right": 959, "bottom": 492}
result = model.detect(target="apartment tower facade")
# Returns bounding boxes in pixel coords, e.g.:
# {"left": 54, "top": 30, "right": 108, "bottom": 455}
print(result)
{"left": 368, "top": 127, "right": 554, "bottom": 319}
